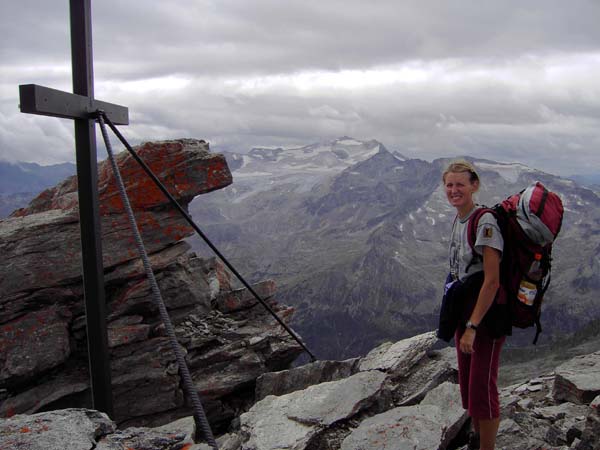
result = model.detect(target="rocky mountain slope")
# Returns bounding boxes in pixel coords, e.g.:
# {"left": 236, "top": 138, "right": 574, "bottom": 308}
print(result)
{"left": 0, "top": 139, "right": 303, "bottom": 431}
{"left": 188, "top": 137, "right": 600, "bottom": 360}
{"left": 2, "top": 332, "right": 599, "bottom": 450}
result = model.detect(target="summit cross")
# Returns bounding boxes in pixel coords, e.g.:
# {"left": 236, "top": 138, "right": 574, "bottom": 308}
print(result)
{"left": 18, "top": 0, "right": 129, "bottom": 417}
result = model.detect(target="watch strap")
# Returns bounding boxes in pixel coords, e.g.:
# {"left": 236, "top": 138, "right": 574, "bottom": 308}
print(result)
{"left": 466, "top": 320, "right": 478, "bottom": 330}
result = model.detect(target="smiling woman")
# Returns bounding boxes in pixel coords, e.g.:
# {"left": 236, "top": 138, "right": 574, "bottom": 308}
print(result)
{"left": 441, "top": 160, "right": 506, "bottom": 450}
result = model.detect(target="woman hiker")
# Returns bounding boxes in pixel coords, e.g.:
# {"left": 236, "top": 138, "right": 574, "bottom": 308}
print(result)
{"left": 443, "top": 160, "right": 506, "bottom": 450}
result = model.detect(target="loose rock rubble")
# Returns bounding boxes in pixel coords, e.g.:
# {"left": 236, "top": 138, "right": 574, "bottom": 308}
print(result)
{"left": 481, "top": 351, "right": 600, "bottom": 450}
{"left": 2, "top": 337, "right": 600, "bottom": 449}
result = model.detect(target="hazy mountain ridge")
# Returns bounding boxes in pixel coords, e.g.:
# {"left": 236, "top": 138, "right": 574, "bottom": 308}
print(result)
{"left": 189, "top": 137, "right": 600, "bottom": 360}
{"left": 0, "top": 161, "right": 76, "bottom": 194}
{"left": 0, "top": 192, "right": 36, "bottom": 218}
{"left": 0, "top": 161, "right": 76, "bottom": 218}
{"left": 569, "top": 173, "right": 600, "bottom": 191}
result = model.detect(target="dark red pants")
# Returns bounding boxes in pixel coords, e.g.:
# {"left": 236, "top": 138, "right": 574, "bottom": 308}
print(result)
{"left": 455, "top": 328, "right": 505, "bottom": 419}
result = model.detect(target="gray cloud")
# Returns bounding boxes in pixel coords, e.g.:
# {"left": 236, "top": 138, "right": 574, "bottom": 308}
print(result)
{"left": 1, "top": 0, "right": 599, "bottom": 176}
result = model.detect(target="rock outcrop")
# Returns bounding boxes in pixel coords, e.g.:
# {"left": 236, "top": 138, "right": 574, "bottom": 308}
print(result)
{"left": 554, "top": 351, "right": 600, "bottom": 405}
{"left": 0, "top": 139, "right": 303, "bottom": 430}
{"left": 2, "top": 335, "right": 600, "bottom": 450}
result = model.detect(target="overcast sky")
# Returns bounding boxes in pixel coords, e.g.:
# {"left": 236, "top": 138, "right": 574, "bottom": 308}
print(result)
{"left": 1, "top": 0, "right": 599, "bottom": 175}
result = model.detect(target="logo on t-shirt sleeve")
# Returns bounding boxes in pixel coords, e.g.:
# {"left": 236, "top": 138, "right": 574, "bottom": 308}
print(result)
{"left": 483, "top": 226, "right": 493, "bottom": 238}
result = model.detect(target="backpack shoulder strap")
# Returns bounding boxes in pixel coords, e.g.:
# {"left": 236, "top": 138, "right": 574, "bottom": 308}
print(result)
{"left": 464, "top": 207, "right": 497, "bottom": 274}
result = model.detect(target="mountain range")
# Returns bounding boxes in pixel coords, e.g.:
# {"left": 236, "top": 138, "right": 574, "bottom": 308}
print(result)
{"left": 187, "top": 137, "right": 600, "bottom": 360}
{"left": 2, "top": 140, "right": 599, "bottom": 361}
{"left": 0, "top": 161, "right": 76, "bottom": 217}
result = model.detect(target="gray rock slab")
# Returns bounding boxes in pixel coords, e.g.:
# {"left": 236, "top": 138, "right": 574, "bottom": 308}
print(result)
{"left": 103, "top": 240, "right": 190, "bottom": 285}
{"left": 554, "top": 352, "right": 600, "bottom": 405}
{"left": 421, "top": 381, "right": 469, "bottom": 448}
{"left": 0, "top": 408, "right": 115, "bottom": 450}
{"left": 358, "top": 330, "right": 438, "bottom": 375}
{"left": 498, "top": 418, "right": 521, "bottom": 435}
{"left": 0, "top": 368, "right": 88, "bottom": 417}
{"left": 0, "top": 210, "right": 80, "bottom": 296}
{"left": 393, "top": 347, "right": 457, "bottom": 406}
{"left": 0, "top": 306, "right": 71, "bottom": 386}
{"left": 240, "top": 370, "right": 387, "bottom": 450}
{"left": 341, "top": 404, "right": 444, "bottom": 450}
{"left": 153, "top": 415, "right": 195, "bottom": 441}
{"left": 533, "top": 403, "right": 590, "bottom": 422}
{"left": 218, "top": 432, "right": 243, "bottom": 450}
{"left": 95, "top": 426, "right": 187, "bottom": 450}
{"left": 255, "top": 357, "right": 360, "bottom": 400}
{"left": 107, "top": 322, "right": 150, "bottom": 348}
{"left": 341, "top": 381, "right": 466, "bottom": 450}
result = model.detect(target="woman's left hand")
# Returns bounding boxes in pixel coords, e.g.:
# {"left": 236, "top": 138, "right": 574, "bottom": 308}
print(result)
{"left": 460, "top": 328, "right": 476, "bottom": 353}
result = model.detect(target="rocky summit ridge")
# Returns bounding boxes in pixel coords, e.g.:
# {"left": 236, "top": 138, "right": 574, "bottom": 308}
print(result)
{"left": 2, "top": 138, "right": 600, "bottom": 449}
{"left": 0, "top": 139, "right": 303, "bottom": 431}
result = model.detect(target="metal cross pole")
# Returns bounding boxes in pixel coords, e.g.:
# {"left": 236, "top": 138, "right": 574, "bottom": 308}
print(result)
{"left": 18, "top": 0, "right": 128, "bottom": 417}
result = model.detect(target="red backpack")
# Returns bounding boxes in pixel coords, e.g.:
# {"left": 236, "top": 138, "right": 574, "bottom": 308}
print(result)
{"left": 467, "top": 182, "right": 564, "bottom": 344}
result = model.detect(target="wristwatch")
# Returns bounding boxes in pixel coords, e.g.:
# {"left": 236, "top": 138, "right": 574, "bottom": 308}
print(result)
{"left": 465, "top": 320, "right": 478, "bottom": 331}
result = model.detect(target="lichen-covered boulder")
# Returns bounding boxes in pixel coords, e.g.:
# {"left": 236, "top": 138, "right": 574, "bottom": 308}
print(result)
{"left": 0, "top": 139, "right": 303, "bottom": 431}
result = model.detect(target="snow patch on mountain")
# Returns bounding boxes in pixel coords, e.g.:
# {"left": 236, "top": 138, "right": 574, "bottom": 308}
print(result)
{"left": 392, "top": 151, "right": 407, "bottom": 161}
{"left": 231, "top": 138, "right": 383, "bottom": 177}
{"left": 335, "top": 138, "right": 364, "bottom": 146}
{"left": 219, "top": 138, "right": 388, "bottom": 200}
{"left": 476, "top": 161, "right": 535, "bottom": 183}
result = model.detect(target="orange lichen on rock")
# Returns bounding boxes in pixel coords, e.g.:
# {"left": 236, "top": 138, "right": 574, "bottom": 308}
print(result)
{"left": 98, "top": 140, "right": 232, "bottom": 214}
{"left": 10, "top": 139, "right": 232, "bottom": 218}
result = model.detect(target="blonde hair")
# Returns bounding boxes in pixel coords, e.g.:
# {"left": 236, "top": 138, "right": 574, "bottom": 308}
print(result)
{"left": 442, "top": 160, "right": 480, "bottom": 184}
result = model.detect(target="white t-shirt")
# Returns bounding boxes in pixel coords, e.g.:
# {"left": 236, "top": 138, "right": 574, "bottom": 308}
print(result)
{"left": 449, "top": 207, "right": 504, "bottom": 281}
